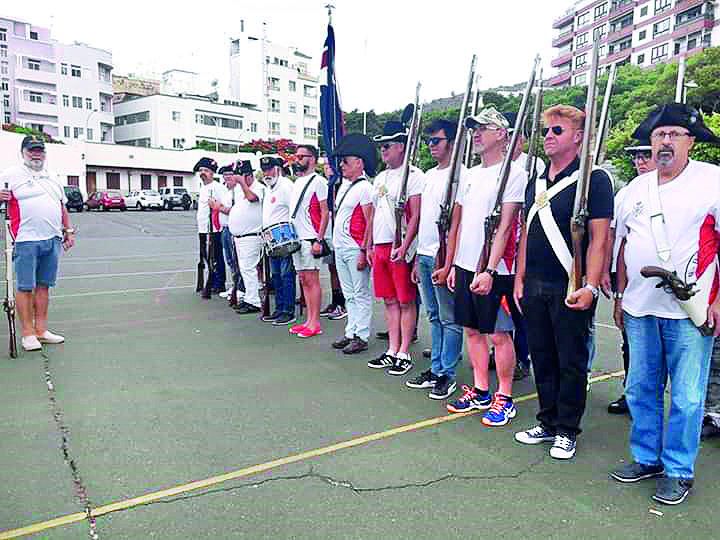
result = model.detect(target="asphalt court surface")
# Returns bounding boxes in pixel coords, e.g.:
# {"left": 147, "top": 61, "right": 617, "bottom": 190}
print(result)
{"left": 0, "top": 210, "right": 718, "bottom": 539}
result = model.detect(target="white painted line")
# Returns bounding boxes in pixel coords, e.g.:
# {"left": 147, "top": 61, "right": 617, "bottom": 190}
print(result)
{"left": 57, "top": 269, "right": 195, "bottom": 281}
{"left": 596, "top": 322, "right": 619, "bottom": 330}
{"left": 52, "top": 285, "right": 195, "bottom": 299}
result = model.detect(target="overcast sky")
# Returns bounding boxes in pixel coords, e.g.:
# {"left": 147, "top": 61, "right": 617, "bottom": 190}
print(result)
{"left": 6, "top": 0, "right": 570, "bottom": 113}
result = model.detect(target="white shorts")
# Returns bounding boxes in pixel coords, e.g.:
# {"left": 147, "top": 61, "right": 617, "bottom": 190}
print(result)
{"left": 292, "top": 240, "right": 321, "bottom": 271}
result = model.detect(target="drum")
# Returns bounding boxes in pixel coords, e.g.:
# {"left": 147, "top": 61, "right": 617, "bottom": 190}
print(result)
{"left": 262, "top": 222, "right": 301, "bottom": 258}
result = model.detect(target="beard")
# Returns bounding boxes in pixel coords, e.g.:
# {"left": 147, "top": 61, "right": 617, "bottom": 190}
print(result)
{"left": 292, "top": 162, "right": 309, "bottom": 175}
{"left": 656, "top": 146, "right": 675, "bottom": 168}
{"left": 24, "top": 158, "right": 44, "bottom": 171}
{"left": 264, "top": 175, "right": 278, "bottom": 187}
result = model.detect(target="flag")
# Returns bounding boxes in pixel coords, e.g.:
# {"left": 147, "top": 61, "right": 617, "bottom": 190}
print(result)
{"left": 319, "top": 23, "right": 345, "bottom": 216}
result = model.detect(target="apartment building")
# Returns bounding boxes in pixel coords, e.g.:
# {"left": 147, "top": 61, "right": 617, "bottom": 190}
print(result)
{"left": 549, "top": 0, "right": 720, "bottom": 87}
{"left": 0, "top": 15, "right": 114, "bottom": 141}
{"left": 229, "top": 21, "right": 320, "bottom": 145}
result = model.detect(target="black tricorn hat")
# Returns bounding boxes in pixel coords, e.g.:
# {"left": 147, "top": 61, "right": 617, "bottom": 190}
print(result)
{"left": 218, "top": 164, "right": 234, "bottom": 175}
{"left": 234, "top": 159, "right": 254, "bottom": 175}
{"left": 332, "top": 133, "right": 378, "bottom": 176}
{"left": 633, "top": 103, "right": 720, "bottom": 145}
{"left": 373, "top": 120, "right": 408, "bottom": 144}
{"left": 193, "top": 157, "right": 218, "bottom": 173}
{"left": 259, "top": 155, "right": 284, "bottom": 169}
{"left": 21, "top": 134, "right": 46, "bottom": 151}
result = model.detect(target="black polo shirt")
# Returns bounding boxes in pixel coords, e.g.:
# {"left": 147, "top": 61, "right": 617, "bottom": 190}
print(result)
{"left": 524, "top": 156, "right": 613, "bottom": 285}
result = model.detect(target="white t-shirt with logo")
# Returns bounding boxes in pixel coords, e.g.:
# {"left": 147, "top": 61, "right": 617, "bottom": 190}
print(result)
{"left": 290, "top": 173, "right": 328, "bottom": 240}
{"left": 262, "top": 176, "right": 294, "bottom": 228}
{"left": 0, "top": 165, "right": 66, "bottom": 242}
{"left": 417, "top": 164, "right": 468, "bottom": 258}
{"left": 371, "top": 165, "right": 425, "bottom": 245}
{"left": 453, "top": 162, "right": 527, "bottom": 273}
{"left": 615, "top": 160, "right": 720, "bottom": 319}
{"left": 228, "top": 181, "right": 265, "bottom": 237}
{"left": 197, "top": 181, "right": 227, "bottom": 234}
{"left": 333, "top": 178, "right": 373, "bottom": 250}
{"left": 218, "top": 184, "right": 236, "bottom": 228}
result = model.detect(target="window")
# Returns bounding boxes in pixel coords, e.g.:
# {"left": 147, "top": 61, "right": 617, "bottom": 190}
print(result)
{"left": 29, "top": 91, "right": 42, "bottom": 103}
{"left": 288, "top": 101, "right": 297, "bottom": 113}
{"left": 64, "top": 126, "right": 70, "bottom": 137}
{"left": 269, "top": 99, "right": 280, "bottom": 112}
{"left": 0, "top": 45, "right": 7, "bottom": 58}
{"left": 576, "top": 32, "right": 588, "bottom": 48}
{"left": 687, "top": 31, "right": 702, "bottom": 50}
{"left": 29, "top": 31, "right": 38, "bottom": 40}
{"left": 62, "top": 95, "right": 69, "bottom": 107}
{"left": 577, "top": 11, "right": 590, "bottom": 27}
{"left": 651, "top": 43, "right": 669, "bottom": 62}
{"left": 599, "top": 44, "right": 607, "bottom": 58}
{"left": 71, "top": 65, "right": 81, "bottom": 77}
{"left": 67, "top": 176, "right": 79, "bottom": 187}
{"left": 87, "top": 128, "right": 93, "bottom": 141}
{"left": 1, "top": 79, "right": 8, "bottom": 91}
{"left": 250, "top": 122, "right": 258, "bottom": 133}
{"left": 0, "top": 62, "right": 6, "bottom": 75}
{"left": 158, "top": 175, "right": 167, "bottom": 189}
{"left": 173, "top": 176, "right": 183, "bottom": 187}
{"left": 639, "top": 30, "right": 647, "bottom": 40}
{"left": 653, "top": 18, "right": 670, "bottom": 37}
{"left": 594, "top": 3, "right": 607, "bottom": 19}
{"left": 269, "top": 77, "right": 280, "bottom": 91}
{"left": 0, "top": 28, "right": 6, "bottom": 42}
{"left": 654, "top": 0, "right": 671, "bottom": 14}
{"left": 640, "top": 6, "right": 648, "bottom": 16}
{"left": 86, "top": 98, "right": 93, "bottom": 110}
{"left": 269, "top": 121, "right": 280, "bottom": 134}
{"left": 28, "top": 59, "right": 40, "bottom": 71}
{"left": 289, "top": 124, "right": 297, "bottom": 135}
{"left": 106, "top": 172, "right": 121, "bottom": 190}
{"left": 221, "top": 117, "right": 241, "bottom": 129}
{"left": 3, "top": 112, "right": 9, "bottom": 124}
{"left": 304, "top": 127, "right": 317, "bottom": 138}
{"left": 116, "top": 138, "right": 150, "bottom": 147}
{"left": 637, "top": 53, "right": 645, "bottom": 64}
{"left": 303, "top": 105, "right": 317, "bottom": 117}
{"left": 172, "top": 138, "right": 184, "bottom": 149}
{"left": 115, "top": 111, "right": 150, "bottom": 125}
{"left": 303, "top": 85, "right": 316, "bottom": 98}
{"left": 73, "top": 127, "right": 84, "bottom": 139}
{"left": 575, "top": 73, "right": 588, "bottom": 85}
{"left": 141, "top": 175, "right": 151, "bottom": 190}
{"left": 676, "top": 6, "right": 702, "bottom": 26}
{"left": 61, "top": 63, "right": 67, "bottom": 75}
{"left": 2, "top": 95, "right": 8, "bottom": 108}
{"left": 575, "top": 53, "right": 587, "bottom": 69}
{"left": 172, "top": 111, "right": 181, "bottom": 121}
{"left": 72, "top": 96, "right": 82, "bottom": 108}
{"left": 289, "top": 80, "right": 296, "bottom": 92}
{"left": 593, "top": 25, "right": 606, "bottom": 41}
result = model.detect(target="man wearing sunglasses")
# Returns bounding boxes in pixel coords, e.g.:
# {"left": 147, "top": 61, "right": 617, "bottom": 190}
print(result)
{"left": 514, "top": 105, "right": 613, "bottom": 460}
{"left": 610, "top": 103, "right": 720, "bottom": 505}
{"left": 405, "top": 118, "right": 465, "bottom": 400}
{"left": 366, "top": 121, "right": 425, "bottom": 376}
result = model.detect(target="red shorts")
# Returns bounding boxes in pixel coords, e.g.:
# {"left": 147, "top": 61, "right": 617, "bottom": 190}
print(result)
{"left": 372, "top": 243, "right": 416, "bottom": 304}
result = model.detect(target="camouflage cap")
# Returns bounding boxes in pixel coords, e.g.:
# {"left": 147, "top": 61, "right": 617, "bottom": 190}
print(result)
{"left": 464, "top": 106, "right": 510, "bottom": 130}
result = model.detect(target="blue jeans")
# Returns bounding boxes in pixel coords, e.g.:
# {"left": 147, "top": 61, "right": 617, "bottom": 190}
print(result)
{"left": 270, "top": 255, "right": 296, "bottom": 316}
{"left": 221, "top": 228, "right": 243, "bottom": 291}
{"left": 14, "top": 237, "right": 62, "bottom": 291}
{"left": 417, "top": 254, "right": 463, "bottom": 379}
{"left": 624, "top": 314, "right": 713, "bottom": 479}
{"left": 335, "top": 246, "right": 372, "bottom": 341}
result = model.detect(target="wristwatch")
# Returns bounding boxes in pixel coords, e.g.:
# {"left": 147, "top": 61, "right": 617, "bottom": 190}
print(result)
{"left": 584, "top": 284, "right": 599, "bottom": 299}
{"left": 614, "top": 292, "right": 624, "bottom": 300}
{"left": 63, "top": 227, "right": 76, "bottom": 234}
{"left": 486, "top": 268, "right": 499, "bottom": 279}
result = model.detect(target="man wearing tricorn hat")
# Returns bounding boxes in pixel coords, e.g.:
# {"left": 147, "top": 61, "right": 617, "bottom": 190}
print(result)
{"left": 213, "top": 163, "right": 242, "bottom": 305}
{"left": 194, "top": 157, "right": 226, "bottom": 298}
{"left": 329, "top": 133, "right": 376, "bottom": 355}
{"left": 366, "top": 120, "right": 425, "bottom": 376}
{"left": 610, "top": 103, "right": 720, "bottom": 505}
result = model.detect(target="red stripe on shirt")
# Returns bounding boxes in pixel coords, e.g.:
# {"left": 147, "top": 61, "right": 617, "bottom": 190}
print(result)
{"left": 349, "top": 204, "right": 366, "bottom": 247}
{"left": 309, "top": 192, "right": 321, "bottom": 233}
{"left": 8, "top": 194, "right": 20, "bottom": 240}
{"left": 501, "top": 215, "right": 520, "bottom": 272}
{"left": 697, "top": 214, "right": 720, "bottom": 304}
{"left": 211, "top": 208, "right": 221, "bottom": 232}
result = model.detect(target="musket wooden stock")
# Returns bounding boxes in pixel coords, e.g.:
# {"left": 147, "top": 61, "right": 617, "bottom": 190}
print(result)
{"left": 3, "top": 207, "right": 17, "bottom": 358}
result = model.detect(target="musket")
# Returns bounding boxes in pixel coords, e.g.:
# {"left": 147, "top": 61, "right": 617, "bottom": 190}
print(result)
{"left": 261, "top": 248, "right": 272, "bottom": 318}
{"left": 525, "top": 67, "right": 544, "bottom": 183}
{"left": 2, "top": 193, "right": 17, "bottom": 358}
{"left": 593, "top": 62, "right": 616, "bottom": 166}
{"left": 568, "top": 40, "right": 601, "bottom": 298}
{"left": 201, "top": 184, "right": 216, "bottom": 300}
{"left": 476, "top": 55, "right": 541, "bottom": 273}
{"left": 675, "top": 54, "right": 686, "bottom": 103}
{"left": 465, "top": 81, "right": 482, "bottom": 168}
{"left": 436, "top": 54, "right": 477, "bottom": 270}
{"left": 393, "top": 82, "right": 422, "bottom": 260}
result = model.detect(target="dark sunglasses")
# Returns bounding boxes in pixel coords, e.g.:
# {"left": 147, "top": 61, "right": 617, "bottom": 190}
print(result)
{"left": 425, "top": 137, "right": 448, "bottom": 146}
{"left": 380, "top": 143, "right": 400, "bottom": 150}
{"left": 632, "top": 151, "right": 652, "bottom": 161}
{"left": 341, "top": 156, "right": 360, "bottom": 165}
{"left": 541, "top": 126, "right": 565, "bottom": 137}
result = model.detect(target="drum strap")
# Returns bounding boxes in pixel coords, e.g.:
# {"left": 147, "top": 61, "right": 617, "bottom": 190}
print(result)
{"left": 335, "top": 178, "right": 368, "bottom": 213}
{"left": 291, "top": 174, "right": 317, "bottom": 220}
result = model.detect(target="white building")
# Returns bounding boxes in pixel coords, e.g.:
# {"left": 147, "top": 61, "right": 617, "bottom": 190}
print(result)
{"left": 0, "top": 15, "right": 114, "bottom": 141}
{"left": 229, "top": 21, "right": 320, "bottom": 145}
{"left": 112, "top": 92, "right": 266, "bottom": 152}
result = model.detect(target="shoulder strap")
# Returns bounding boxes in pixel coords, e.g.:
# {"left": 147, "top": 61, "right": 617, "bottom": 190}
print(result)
{"left": 647, "top": 172, "right": 672, "bottom": 264}
{"left": 335, "top": 178, "right": 366, "bottom": 211}
{"left": 291, "top": 174, "right": 316, "bottom": 219}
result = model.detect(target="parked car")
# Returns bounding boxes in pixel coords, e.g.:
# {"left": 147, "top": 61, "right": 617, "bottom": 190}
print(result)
{"left": 64, "top": 186, "right": 84, "bottom": 212}
{"left": 159, "top": 187, "right": 192, "bottom": 210}
{"left": 126, "top": 190, "right": 162, "bottom": 210}
{"left": 85, "top": 191, "right": 126, "bottom": 211}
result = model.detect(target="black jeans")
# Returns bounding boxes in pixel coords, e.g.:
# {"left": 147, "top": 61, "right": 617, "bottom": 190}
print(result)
{"left": 522, "top": 279, "right": 595, "bottom": 436}
{"left": 198, "top": 232, "right": 226, "bottom": 291}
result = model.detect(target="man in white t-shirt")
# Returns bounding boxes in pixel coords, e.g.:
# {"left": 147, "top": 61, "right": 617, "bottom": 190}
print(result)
{"left": 405, "top": 118, "right": 465, "bottom": 401}
{"left": 329, "top": 133, "right": 377, "bottom": 355}
{"left": 195, "top": 157, "right": 226, "bottom": 298}
{"left": 610, "top": 103, "right": 720, "bottom": 506}
{"left": 366, "top": 120, "right": 425, "bottom": 376}
{"left": 260, "top": 155, "right": 297, "bottom": 326}
{"left": 287, "top": 145, "right": 329, "bottom": 339}
{"left": 439, "top": 107, "right": 527, "bottom": 428}
{"left": 0, "top": 136, "right": 75, "bottom": 351}
{"left": 215, "top": 164, "right": 242, "bottom": 305}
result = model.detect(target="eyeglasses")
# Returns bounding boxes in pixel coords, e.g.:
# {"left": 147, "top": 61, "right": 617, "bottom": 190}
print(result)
{"left": 632, "top": 152, "right": 652, "bottom": 162}
{"left": 425, "top": 137, "right": 448, "bottom": 146}
{"left": 380, "top": 143, "right": 400, "bottom": 150}
{"left": 650, "top": 130, "right": 691, "bottom": 141}
{"left": 541, "top": 126, "right": 565, "bottom": 137}
{"left": 341, "top": 156, "right": 360, "bottom": 165}
{"left": 295, "top": 154, "right": 313, "bottom": 160}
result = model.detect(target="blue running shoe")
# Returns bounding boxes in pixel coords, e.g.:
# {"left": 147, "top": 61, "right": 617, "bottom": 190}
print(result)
{"left": 482, "top": 393, "right": 517, "bottom": 427}
{"left": 446, "top": 385, "right": 491, "bottom": 413}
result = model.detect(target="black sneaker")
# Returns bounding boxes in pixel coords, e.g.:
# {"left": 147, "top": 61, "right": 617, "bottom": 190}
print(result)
{"left": 550, "top": 433, "right": 577, "bottom": 460}
{"left": 332, "top": 336, "right": 353, "bottom": 349}
{"left": 429, "top": 376, "right": 457, "bottom": 400}
{"left": 652, "top": 476, "right": 693, "bottom": 505}
{"left": 608, "top": 395, "right": 630, "bottom": 415}
{"left": 610, "top": 462, "right": 665, "bottom": 483}
{"left": 368, "top": 352, "right": 394, "bottom": 369}
{"left": 272, "top": 313, "right": 297, "bottom": 326}
{"left": 376, "top": 331, "right": 389, "bottom": 340}
{"left": 515, "top": 424, "right": 556, "bottom": 445}
{"left": 405, "top": 370, "right": 437, "bottom": 389}
{"left": 262, "top": 311, "right": 281, "bottom": 323}
{"left": 236, "top": 303, "right": 261, "bottom": 314}
{"left": 320, "top": 303, "right": 336, "bottom": 317}
{"left": 388, "top": 355, "right": 413, "bottom": 376}
{"left": 343, "top": 337, "right": 368, "bottom": 355}
{"left": 422, "top": 348, "right": 431, "bottom": 359}
{"left": 701, "top": 418, "right": 720, "bottom": 440}
{"left": 513, "top": 364, "right": 530, "bottom": 381}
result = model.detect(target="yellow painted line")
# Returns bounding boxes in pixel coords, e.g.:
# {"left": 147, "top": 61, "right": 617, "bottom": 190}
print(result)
{"left": 0, "top": 370, "right": 624, "bottom": 539}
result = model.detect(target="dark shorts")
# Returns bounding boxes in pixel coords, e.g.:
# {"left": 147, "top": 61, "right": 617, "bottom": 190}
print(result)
{"left": 454, "top": 267, "right": 515, "bottom": 333}
{"left": 14, "top": 237, "right": 62, "bottom": 292}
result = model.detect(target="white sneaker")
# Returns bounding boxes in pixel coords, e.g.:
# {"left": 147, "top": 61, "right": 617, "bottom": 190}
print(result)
{"left": 22, "top": 335, "right": 42, "bottom": 351}
{"left": 549, "top": 434, "right": 577, "bottom": 460}
{"left": 219, "top": 291, "right": 230, "bottom": 299}
{"left": 38, "top": 330, "right": 65, "bottom": 344}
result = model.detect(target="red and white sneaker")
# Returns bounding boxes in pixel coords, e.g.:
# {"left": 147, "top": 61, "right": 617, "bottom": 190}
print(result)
{"left": 297, "top": 326, "right": 323, "bottom": 338}
{"left": 289, "top": 324, "right": 307, "bottom": 335}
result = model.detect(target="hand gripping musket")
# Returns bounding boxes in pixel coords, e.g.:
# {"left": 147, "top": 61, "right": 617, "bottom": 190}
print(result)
{"left": 567, "top": 40, "right": 601, "bottom": 299}
{"left": 476, "top": 55, "right": 541, "bottom": 273}
{"left": 436, "top": 54, "right": 477, "bottom": 270}
{"left": 525, "top": 68, "right": 544, "bottom": 183}
{"left": 393, "top": 82, "right": 423, "bottom": 261}
{"left": 2, "top": 196, "right": 17, "bottom": 358}
{"left": 593, "top": 62, "right": 616, "bottom": 166}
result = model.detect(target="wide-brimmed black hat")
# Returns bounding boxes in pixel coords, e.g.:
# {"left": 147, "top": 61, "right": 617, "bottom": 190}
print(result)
{"left": 625, "top": 139, "right": 652, "bottom": 154}
{"left": 633, "top": 103, "right": 720, "bottom": 144}
{"left": 373, "top": 121, "right": 408, "bottom": 144}
{"left": 21, "top": 135, "right": 45, "bottom": 151}
{"left": 234, "top": 160, "right": 254, "bottom": 175}
{"left": 193, "top": 157, "right": 218, "bottom": 173}
{"left": 259, "top": 155, "right": 284, "bottom": 170}
{"left": 218, "top": 164, "right": 234, "bottom": 175}
{"left": 332, "top": 133, "right": 378, "bottom": 176}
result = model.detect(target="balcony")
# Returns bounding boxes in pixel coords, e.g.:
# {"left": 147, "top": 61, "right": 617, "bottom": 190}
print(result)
{"left": 297, "top": 71, "right": 318, "bottom": 83}
{"left": 547, "top": 72, "right": 572, "bottom": 86}
{"left": 671, "top": 16, "right": 714, "bottom": 39}
{"left": 551, "top": 52, "right": 574, "bottom": 67}
{"left": 552, "top": 30, "right": 574, "bottom": 47}
{"left": 607, "top": 24, "right": 635, "bottom": 42}
{"left": 553, "top": 9, "right": 575, "bottom": 29}
{"left": 14, "top": 66, "right": 57, "bottom": 85}
{"left": 675, "top": 0, "right": 706, "bottom": 10}
{"left": 17, "top": 99, "right": 59, "bottom": 117}
{"left": 604, "top": 49, "right": 632, "bottom": 64}
{"left": 609, "top": 0, "right": 635, "bottom": 17}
